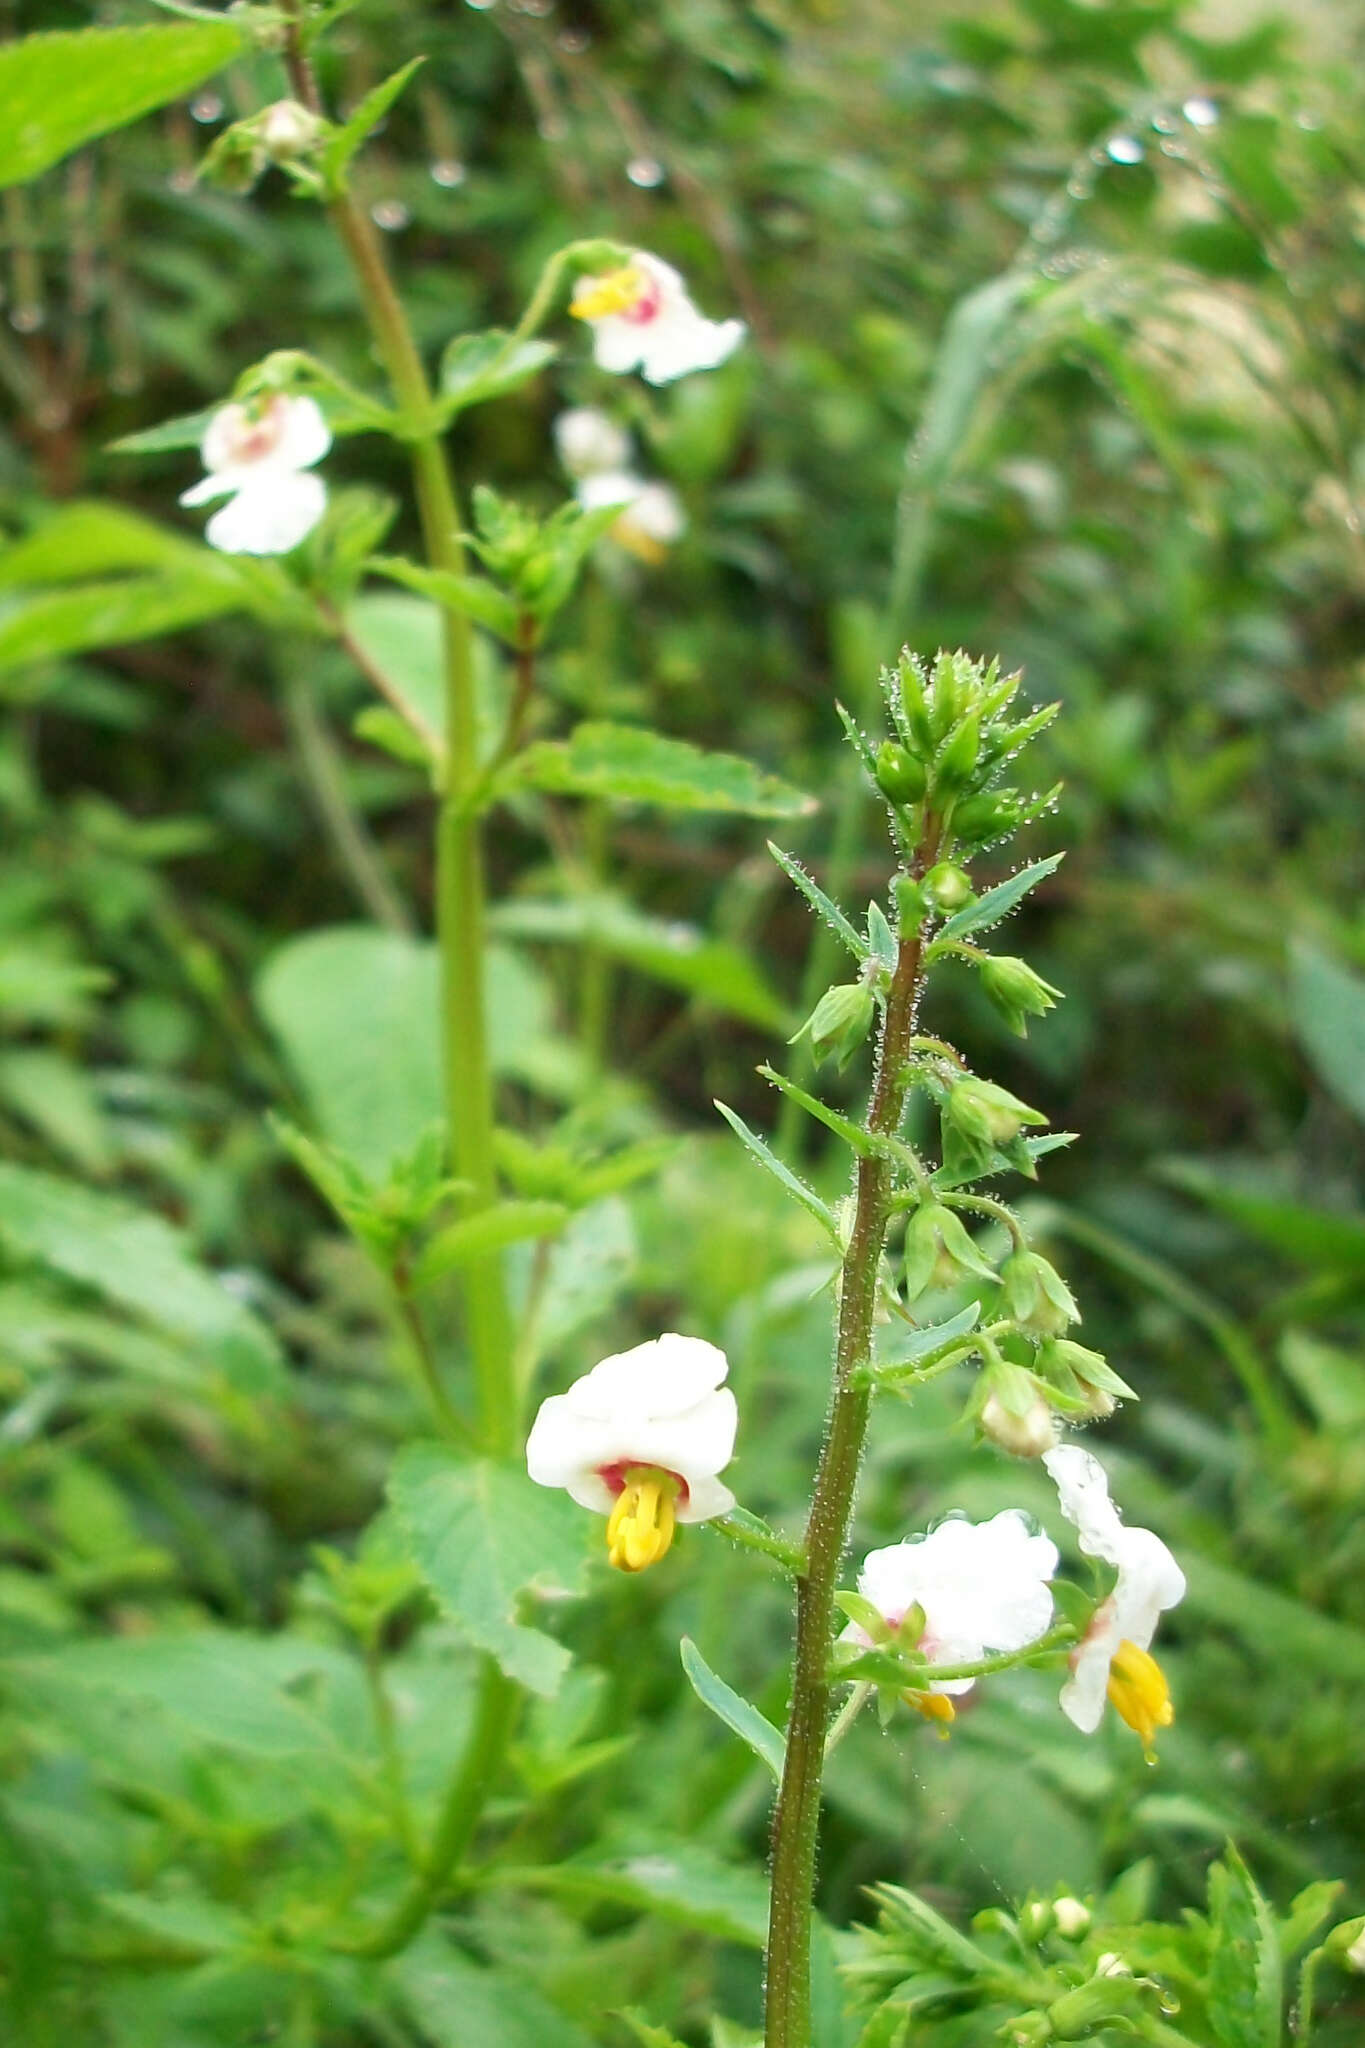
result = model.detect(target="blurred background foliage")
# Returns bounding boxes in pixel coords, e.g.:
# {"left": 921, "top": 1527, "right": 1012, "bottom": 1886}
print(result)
{"left": 1, "top": 0, "right": 1364, "bottom": 2042}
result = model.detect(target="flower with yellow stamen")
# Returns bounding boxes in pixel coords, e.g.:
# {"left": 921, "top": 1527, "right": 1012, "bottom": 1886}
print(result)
{"left": 842, "top": 1510, "right": 1058, "bottom": 1726}
{"left": 526, "top": 1335, "right": 737, "bottom": 1573}
{"left": 569, "top": 249, "right": 745, "bottom": 386}
{"left": 1044, "top": 1444, "right": 1185, "bottom": 1754}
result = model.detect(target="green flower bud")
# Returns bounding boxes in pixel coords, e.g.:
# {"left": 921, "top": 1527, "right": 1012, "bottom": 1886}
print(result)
{"left": 875, "top": 740, "right": 927, "bottom": 805}
{"left": 980, "top": 954, "right": 1063, "bottom": 1037}
{"left": 1036, "top": 1338, "right": 1137, "bottom": 1418}
{"left": 950, "top": 791, "right": 1022, "bottom": 845}
{"left": 896, "top": 652, "right": 935, "bottom": 752}
{"left": 1052, "top": 1897, "right": 1091, "bottom": 1940}
{"left": 1005, "top": 2015, "right": 1052, "bottom": 2048}
{"left": 923, "top": 861, "right": 974, "bottom": 912}
{"left": 892, "top": 874, "right": 926, "bottom": 929}
{"left": 903, "top": 1201, "right": 997, "bottom": 1300}
{"left": 947, "top": 1076, "right": 1048, "bottom": 1147}
{"left": 1001, "top": 1250, "right": 1080, "bottom": 1337}
{"left": 259, "top": 98, "right": 325, "bottom": 161}
{"left": 1018, "top": 1898, "right": 1055, "bottom": 1944}
{"left": 793, "top": 982, "right": 875, "bottom": 1071}
{"left": 978, "top": 1359, "right": 1059, "bottom": 1458}
{"left": 934, "top": 712, "right": 980, "bottom": 793}
{"left": 1326, "top": 1915, "right": 1365, "bottom": 1971}
{"left": 1046, "top": 1960, "right": 1139, "bottom": 2040}
{"left": 928, "top": 649, "right": 971, "bottom": 739}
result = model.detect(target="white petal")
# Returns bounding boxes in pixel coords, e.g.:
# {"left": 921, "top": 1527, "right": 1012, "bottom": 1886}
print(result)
{"left": 555, "top": 407, "right": 632, "bottom": 477}
{"left": 677, "top": 1471, "right": 736, "bottom": 1524}
{"left": 1110, "top": 1528, "right": 1186, "bottom": 1651}
{"left": 1043, "top": 1443, "right": 1127, "bottom": 1567}
{"left": 856, "top": 1510, "right": 1056, "bottom": 1669}
{"left": 179, "top": 475, "right": 235, "bottom": 508}
{"left": 565, "top": 1334, "right": 729, "bottom": 1423}
{"left": 275, "top": 394, "right": 332, "bottom": 471}
{"left": 621, "top": 483, "right": 686, "bottom": 545}
{"left": 1059, "top": 1606, "right": 1122, "bottom": 1733}
{"left": 576, "top": 470, "right": 646, "bottom": 513}
{"left": 200, "top": 401, "right": 252, "bottom": 472}
{"left": 591, "top": 316, "right": 649, "bottom": 377}
{"left": 203, "top": 474, "right": 326, "bottom": 555}
{"left": 632, "top": 250, "right": 689, "bottom": 305}
{"left": 638, "top": 313, "right": 746, "bottom": 386}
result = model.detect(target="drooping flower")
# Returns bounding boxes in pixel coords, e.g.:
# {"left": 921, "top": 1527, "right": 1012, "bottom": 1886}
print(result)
{"left": 553, "top": 406, "right": 633, "bottom": 479}
{"left": 846, "top": 1510, "right": 1058, "bottom": 1724}
{"left": 570, "top": 250, "right": 745, "bottom": 385}
{"left": 526, "top": 1334, "right": 737, "bottom": 1572}
{"left": 1043, "top": 1443, "right": 1186, "bottom": 1754}
{"left": 180, "top": 393, "right": 331, "bottom": 554}
{"left": 575, "top": 469, "right": 687, "bottom": 566}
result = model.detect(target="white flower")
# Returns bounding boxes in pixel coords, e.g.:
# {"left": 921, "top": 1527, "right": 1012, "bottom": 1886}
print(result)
{"left": 570, "top": 250, "right": 745, "bottom": 385}
{"left": 180, "top": 393, "right": 331, "bottom": 555}
{"left": 848, "top": 1510, "right": 1058, "bottom": 1722}
{"left": 577, "top": 469, "right": 686, "bottom": 564}
{"left": 526, "top": 1333, "right": 736, "bottom": 1572}
{"left": 554, "top": 406, "right": 633, "bottom": 479}
{"left": 1043, "top": 1443, "right": 1186, "bottom": 1750}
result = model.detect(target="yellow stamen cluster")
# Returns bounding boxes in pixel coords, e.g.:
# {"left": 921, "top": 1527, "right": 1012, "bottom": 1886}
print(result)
{"left": 606, "top": 1467, "right": 680, "bottom": 1573}
{"left": 1107, "top": 1638, "right": 1173, "bottom": 1755}
{"left": 572, "top": 264, "right": 650, "bottom": 322}
{"left": 902, "top": 1688, "right": 956, "bottom": 1733}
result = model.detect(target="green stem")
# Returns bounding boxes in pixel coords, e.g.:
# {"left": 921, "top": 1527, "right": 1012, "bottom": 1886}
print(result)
{"left": 822, "top": 1683, "right": 871, "bottom": 1760}
{"left": 939, "top": 1189, "right": 1025, "bottom": 1250}
{"left": 338, "top": 1660, "right": 516, "bottom": 1958}
{"left": 364, "top": 1646, "right": 420, "bottom": 1868}
{"left": 764, "top": 829, "right": 940, "bottom": 2048}
{"left": 280, "top": 667, "right": 412, "bottom": 934}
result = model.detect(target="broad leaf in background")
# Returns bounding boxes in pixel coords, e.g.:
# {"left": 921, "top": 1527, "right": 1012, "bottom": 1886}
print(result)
{"left": 389, "top": 1446, "right": 587, "bottom": 1695}
{"left": 394, "top": 1935, "right": 596, "bottom": 2048}
{"left": 1289, "top": 939, "right": 1365, "bottom": 1125}
{"left": 508, "top": 721, "right": 816, "bottom": 817}
{"left": 0, "top": 22, "right": 242, "bottom": 188}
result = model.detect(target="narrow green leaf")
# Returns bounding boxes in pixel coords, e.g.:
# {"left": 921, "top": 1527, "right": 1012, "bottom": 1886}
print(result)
{"left": 413, "top": 1201, "right": 569, "bottom": 1289}
{"left": 768, "top": 843, "right": 867, "bottom": 960}
{"left": 437, "top": 331, "right": 559, "bottom": 415}
{"left": 758, "top": 1064, "right": 878, "bottom": 1157}
{"left": 0, "top": 575, "right": 247, "bottom": 676}
{"left": 1289, "top": 938, "right": 1365, "bottom": 1124}
{"left": 0, "top": 22, "right": 242, "bottom": 189}
{"left": 529, "top": 1836, "right": 770, "bottom": 1948}
{"left": 320, "top": 57, "right": 425, "bottom": 189}
{"left": 934, "top": 852, "right": 1065, "bottom": 943}
{"left": 389, "top": 1446, "right": 587, "bottom": 1696}
{"left": 869, "top": 1299, "right": 983, "bottom": 1375}
{"left": 1161, "top": 1158, "right": 1365, "bottom": 1274}
{"left": 680, "top": 1637, "right": 786, "bottom": 1781}
{"left": 0, "top": 504, "right": 215, "bottom": 587}
{"left": 367, "top": 556, "right": 522, "bottom": 642}
{"left": 713, "top": 1100, "right": 841, "bottom": 1242}
{"left": 509, "top": 722, "right": 817, "bottom": 818}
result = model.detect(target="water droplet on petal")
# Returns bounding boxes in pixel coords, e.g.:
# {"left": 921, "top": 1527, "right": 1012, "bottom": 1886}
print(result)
{"left": 190, "top": 91, "right": 223, "bottom": 123}
{"left": 371, "top": 198, "right": 410, "bottom": 231}
{"left": 430, "top": 158, "right": 466, "bottom": 187}
{"left": 626, "top": 155, "right": 664, "bottom": 188}
{"left": 1106, "top": 134, "right": 1144, "bottom": 165}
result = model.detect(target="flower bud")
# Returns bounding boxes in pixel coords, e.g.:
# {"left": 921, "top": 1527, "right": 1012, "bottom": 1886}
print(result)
{"left": 903, "top": 1201, "right": 996, "bottom": 1300}
{"left": 793, "top": 982, "right": 875, "bottom": 1071}
{"left": 1052, "top": 1897, "right": 1091, "bottom": 1940}
{"left": 947, "top": 1076, "right": 1047, "bottom": 1148}
{"left": 980, "top": 954, "right": 1063, "bottom": 1037}
{"left": 1036, "top": 1338, "right": 1136, "bottom": 1418}
{"left": 260, "top": 98, "right": 324, "bottom": 160}
{"left": 951, "top": 790, "right": 1022, "bottom": 845}
{"left": 1006, "top": 2016, "right": 1052, "bottom": 2047}
{"left": 923, "top": 861, "right": 974, "bottom": 912}
{"left": 1001, "top": 1250, "right": 1079, "bottom": 1338}
{"left": 1046, "top": 1963, "right": 1139, "bottom": 2041}
{"left": 979, "top": 1361, "right": 1059, "bottom": 1459}
{"left": 875, "top": 739, "right": 926, "bottom": 805}
{"left": 892, "top": 874, "right": 925, "bottom": 929}
{"left": 1018, "top": 1899, "right": 1055, "bottom": 1943}
{"left": 935, "top": 712, "right": 980, "bottom": 792}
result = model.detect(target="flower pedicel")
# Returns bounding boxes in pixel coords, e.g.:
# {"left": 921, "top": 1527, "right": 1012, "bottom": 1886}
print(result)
{"left": 527, "top": 1334, "right": 737, "bottom": 1572}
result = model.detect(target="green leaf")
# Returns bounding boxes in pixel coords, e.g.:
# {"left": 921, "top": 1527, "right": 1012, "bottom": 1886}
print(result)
{"left": 1207, "top": 1845, "right": 1282, "bottom": 2048}
{"left": 713, "top": 1100, "right": 841, "bottom": 1243}
{"left": 509, "top": 722, "right": 816, "bottom": 818}
{"left": 757, "top": 1064, "right": 880, "bottom": 1157}
{"left": 320, "top": 57, "right": 425, "bottom": 190}
{"left": 618, "top": 2017, "right": 689, "bottom": 2048}
{"left": 0, "top": 1049, "right": 114, "bottom": 1177}
{"left": 0, "top": 503, "right": 216, "bottom": 587}
{"left": 0, "top": 575, "right": 247, "bottom": 677}
{"left": 343, "top": 591, "right": 446, "bottom": 747}
{"left": 492, "top": 895, "right": 788, "bottom": 1032}
{"left": 1161, "top": 1159, "right": 1365, "bottom": 1274}
{"left": 0, "top": 22, "right": 242, "bottom": 189}
{"left": 768, "top": 843, "right": 867, "bottom": 960}
{"left": 388, "top": 1446, "right": 587, "bottom": 1695}
{"left": 1289, "top": 938, "right": 1365, "bottom": 1124}
{"left": 256, "top": 927, "right": 556, "bottom": 1177}
{"left": 394, "top": 1937, "right": 596, "bottom": 2048}
{"left": 106, "top": 407, "right": 218, "bottom": 456}
{"left": 868, "top": 1299, "right": 983, "bottom": 1374}
{"left": 533, "top": 1835, "right": 771, "bottom": 1947}
{"left": 437, "top": 331, "right": 560, "bottom": 415}
{"left": 367, "top": 556, "right": 523, "bottom": 642}
{"left": 934, "top": 853, "right": 1065, "bottom": 943}
{"left": 680, "top": 1637, "right": 786, "bottom": 1781}
{"left": 0, "top": 1162, "right": 286, "bottom": 1398}
{"left": 413, "top": 1201, "right": 569, "bottom": 1289}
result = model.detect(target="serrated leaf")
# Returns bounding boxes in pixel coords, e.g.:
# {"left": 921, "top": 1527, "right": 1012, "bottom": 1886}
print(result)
{"left": 437, "top": 331, "right": 559, "bottom": 415}
{"left": 0, "top": 1161, "right": 285, "bottom": 1398}
{"left": 509, "top": 722, "right": 816, "bottom": 818}
{"left": 768, "top": 843, "right": 867, "bottom": 960}
{"left": 320, "top": 57, "right": 425, "bottom": 189}
{"left": 680, "top": 1637, "right": 785, "bottom": 1781}
{"left": 0, "top": 22, "right": 242, "bottom": 188}
{"left": 389, "top": 1446, "right": 586, "bottom": 1696}
{"left": 713, "top": 1100, "right": 841, "bottom": 1242}
{"left": 413, "top": 1201, "right": 568, "bottom": 1289}
{"left": 934, "top": 853, "right": 1065, "bottom": 943}
{"left": 1207, "top": 1845, "right": 1282, "bottom": 2048}
{"left": 1289, "top": 939, "right": 1365, "bottom": 1124}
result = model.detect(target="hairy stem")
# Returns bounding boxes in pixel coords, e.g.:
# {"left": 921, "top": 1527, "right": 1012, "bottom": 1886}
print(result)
{"left": 764, "top": 827, "right": 940, "bottom": 2048}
